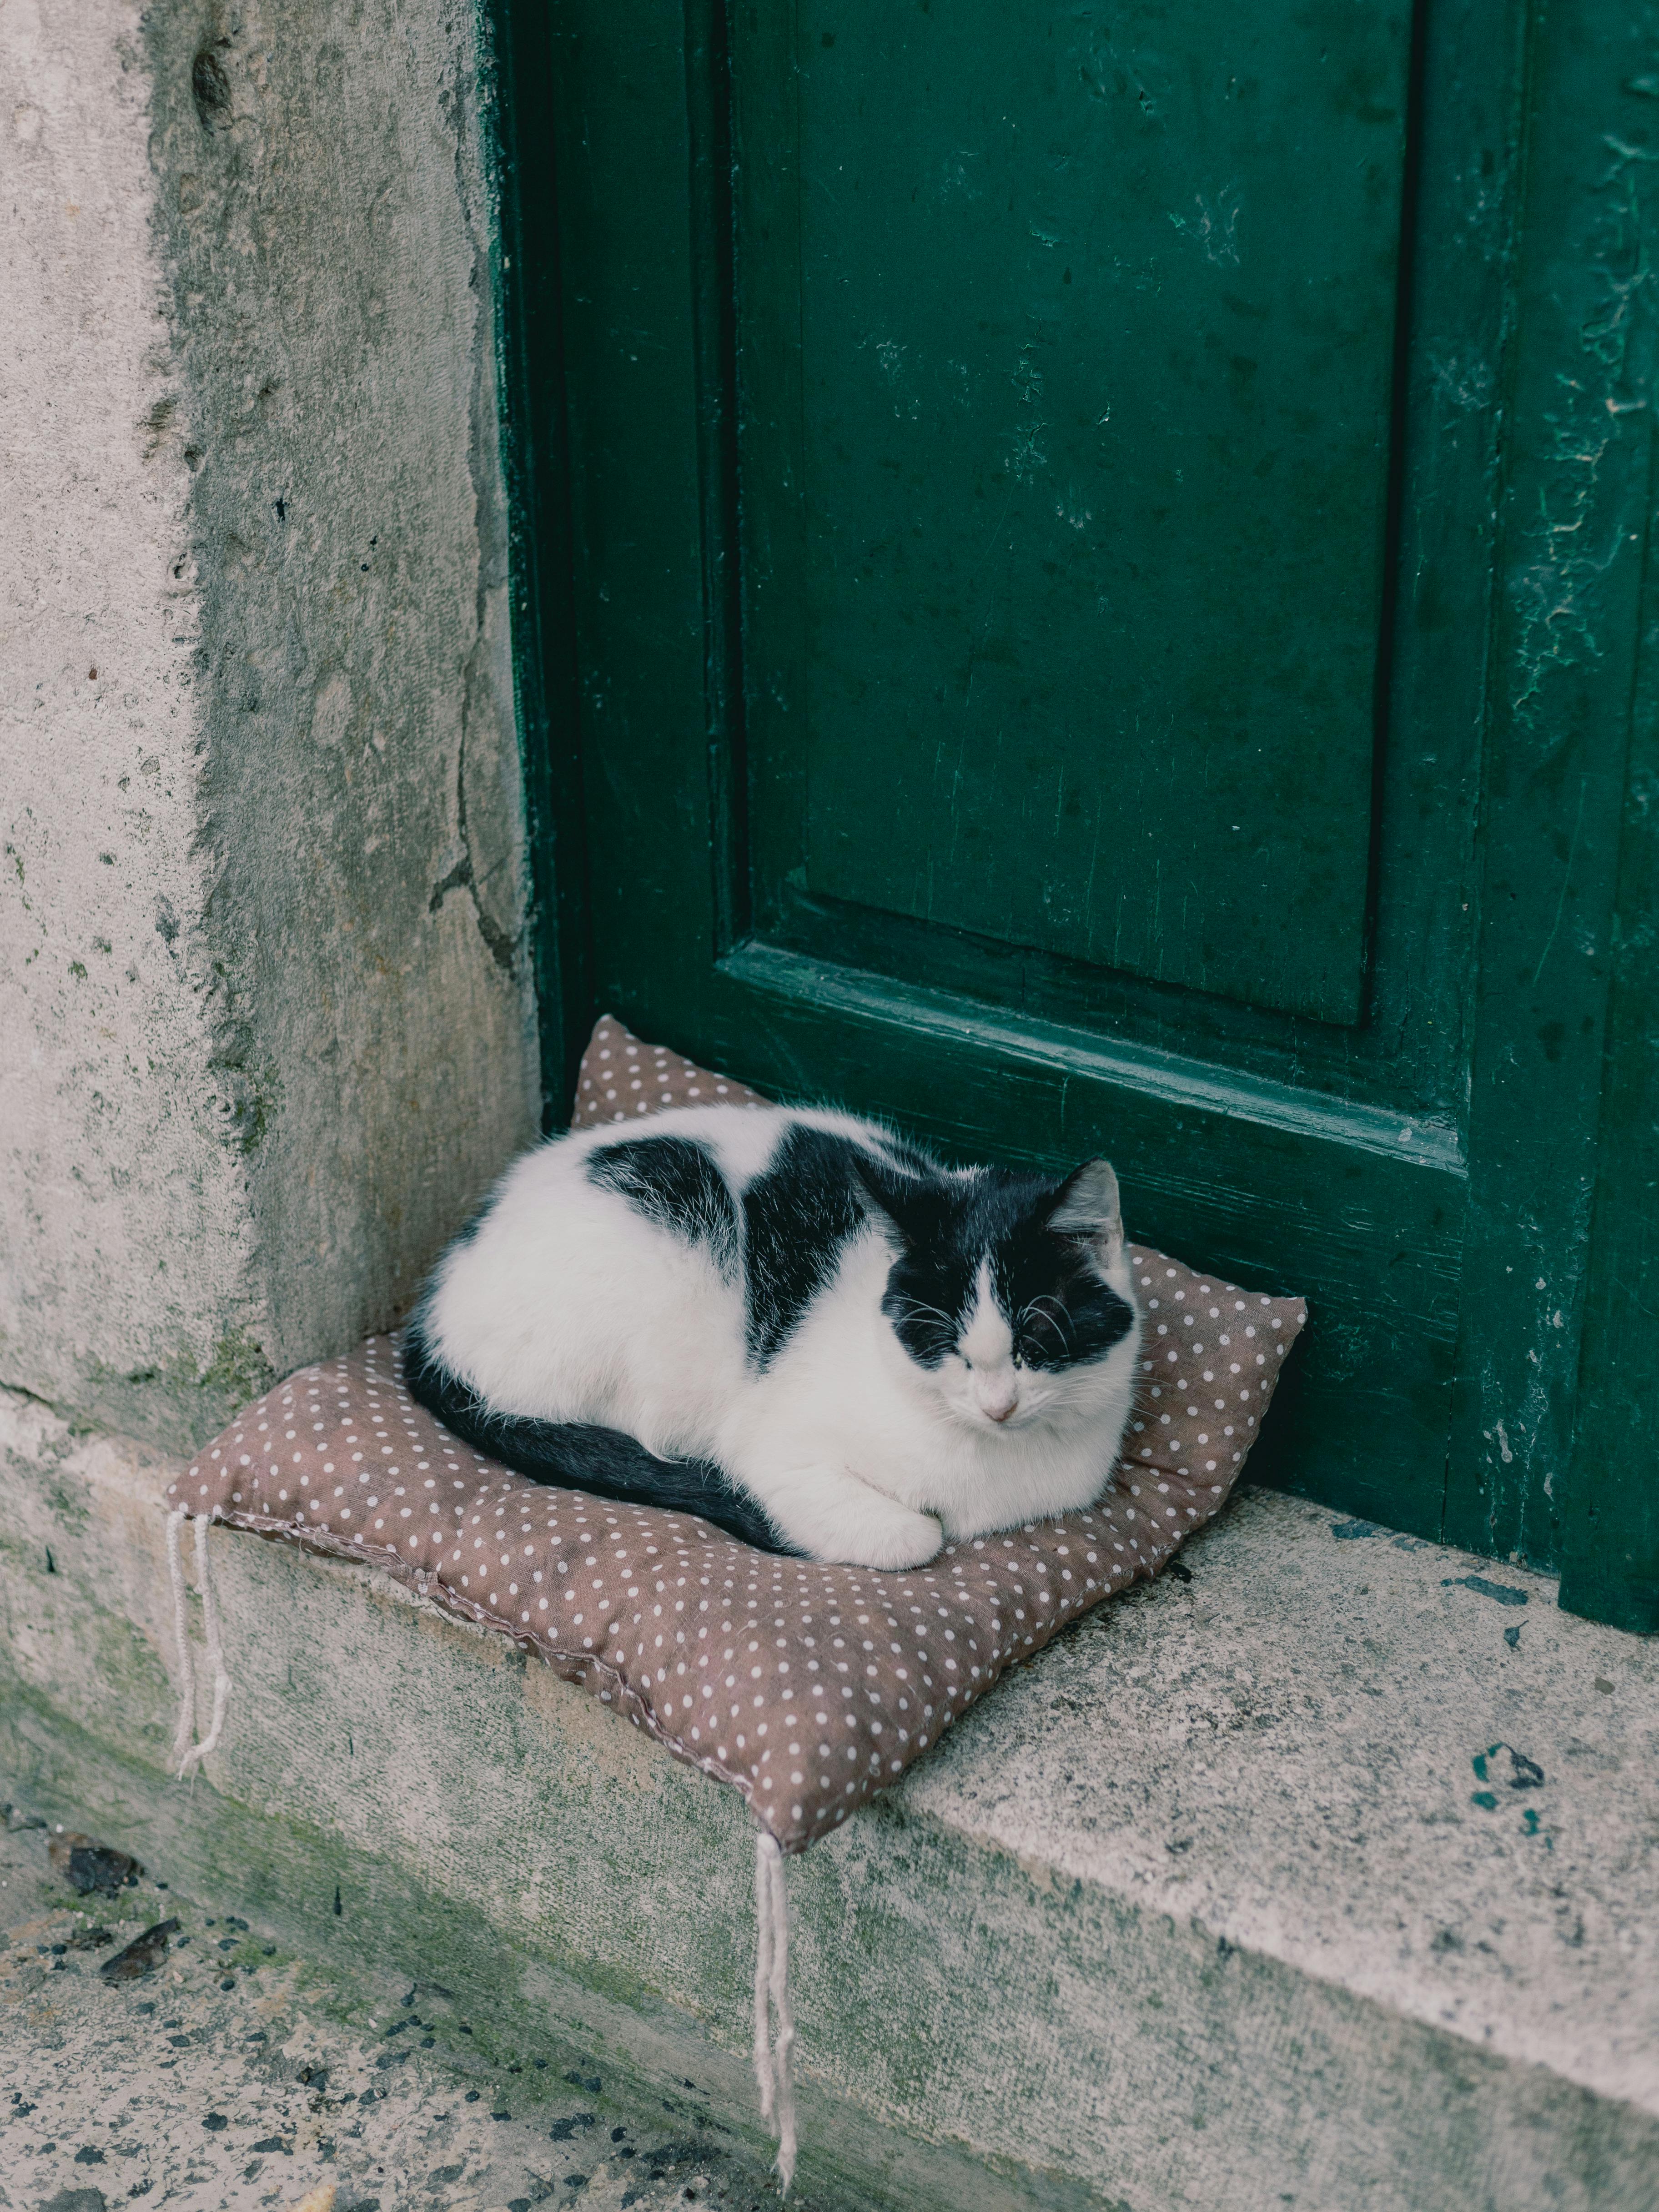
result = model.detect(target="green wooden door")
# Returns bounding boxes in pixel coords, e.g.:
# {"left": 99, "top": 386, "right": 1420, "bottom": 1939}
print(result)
{"left": 494, "top": 0, "right": 1659, "bottom": 1632}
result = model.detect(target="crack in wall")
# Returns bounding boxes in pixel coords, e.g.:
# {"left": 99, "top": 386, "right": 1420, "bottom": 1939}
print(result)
{"left": 427, "top": 5, "right": 528, "bottom": 993}
{"left": 428, "top": 725, "right": 517, "bottom": 974}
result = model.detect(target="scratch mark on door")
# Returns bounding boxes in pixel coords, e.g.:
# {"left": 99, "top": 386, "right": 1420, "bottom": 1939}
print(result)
{"left": 1531, "top": 776, "right": 1588, "bottom": 987}
{"left": 1169, "top": 186, "right": 1241, "bottom": 266}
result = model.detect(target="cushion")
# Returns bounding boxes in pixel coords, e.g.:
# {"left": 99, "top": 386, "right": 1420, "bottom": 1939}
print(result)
{"left": 170, "top": 1017, "right": 1306, "bottom": 1853}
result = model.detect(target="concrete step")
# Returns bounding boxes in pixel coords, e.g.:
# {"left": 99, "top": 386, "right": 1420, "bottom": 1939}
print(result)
{"left": 3, "top": 1387, "right": 1655, "bottom": 2212}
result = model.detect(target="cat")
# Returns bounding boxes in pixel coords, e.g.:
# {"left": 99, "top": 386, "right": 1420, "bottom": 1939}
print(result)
{"left": 402, "top": 1105, "right": 1142, "bottom": 1569}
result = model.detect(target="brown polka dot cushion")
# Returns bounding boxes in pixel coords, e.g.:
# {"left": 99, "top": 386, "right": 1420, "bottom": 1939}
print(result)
{"left": 171, "top": 1016, "right": 1306, "bottom": 1855}
{"left": 573, "top": 1016, "right": 770, "bottom": 1121}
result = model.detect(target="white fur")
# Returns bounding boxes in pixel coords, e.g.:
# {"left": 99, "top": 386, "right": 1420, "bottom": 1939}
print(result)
{"left": 420, "top": 1106, "right": 1142, "bottom": 1569}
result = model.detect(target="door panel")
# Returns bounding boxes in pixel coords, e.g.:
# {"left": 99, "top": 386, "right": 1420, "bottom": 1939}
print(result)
{"left": 741, "top": 1, "right": 1412, "bottom": 1025}
{"left": 533, "top": 0, "right": 1470, "bottom": 1544}
{"left": 713, "top": 941, "right": 1465, "bottom": 1521}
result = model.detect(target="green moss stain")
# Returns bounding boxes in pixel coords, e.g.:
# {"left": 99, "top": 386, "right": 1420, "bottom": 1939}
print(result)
{"left": 77, "top": 1323, "right": 276, "bottom": 1451}
{"left": 198, "top": 1326, "right": 276, "bottom": 1404}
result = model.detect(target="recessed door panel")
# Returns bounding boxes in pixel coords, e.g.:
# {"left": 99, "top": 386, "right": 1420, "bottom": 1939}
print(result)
{"left": 741, "top": 0, "right": 1411, "bottom": 1024}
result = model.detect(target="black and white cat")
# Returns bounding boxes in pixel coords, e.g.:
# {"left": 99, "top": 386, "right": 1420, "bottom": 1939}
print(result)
{"left": 403, "top": 1106, "right": 1142, "bottom": 1568}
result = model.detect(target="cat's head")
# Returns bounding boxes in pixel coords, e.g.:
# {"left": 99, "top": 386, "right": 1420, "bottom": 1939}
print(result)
{"left": 853, "top": 1150, "right": 1140, "bottom": 1433}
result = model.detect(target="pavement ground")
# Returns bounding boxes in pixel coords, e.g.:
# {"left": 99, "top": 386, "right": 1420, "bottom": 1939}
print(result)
{"left": 0, "top": 1799, "right": 799, "bottom": 2212}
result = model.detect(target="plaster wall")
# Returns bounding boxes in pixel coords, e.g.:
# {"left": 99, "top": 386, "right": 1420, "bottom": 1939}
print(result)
{"left": 1, "top": 0, "right": 539, "bottom": 1449}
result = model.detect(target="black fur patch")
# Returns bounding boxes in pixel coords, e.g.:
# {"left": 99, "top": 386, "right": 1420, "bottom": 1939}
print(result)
{"left": 742, "top": 1131, "right": 1132, "bottom": 1375}
{"left": 994, "top": 1226, "right": 1134, "bottom": 1371}
{"left": 587, "top": 1135, "right": 740, "bottom": 1277}
{"left": 867, "top": 1164, "right": 1134, "bottom": 1373}
{"left": 401, "top": 1316, "right": 794, "bottom": 1554}
{"left": 743, "top": 1126, "right": 872, "bottom": 1367}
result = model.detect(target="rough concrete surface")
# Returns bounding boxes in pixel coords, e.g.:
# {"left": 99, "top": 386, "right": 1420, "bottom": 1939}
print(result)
{"left": 904, "top": 1498, "right": 1659, "bottom": 2112}
{"left": 3, "top": 1387, "right": 1655, "bottom": 2212}
{"left": 1, "top": 0, "right": 258, "bottom": 1433}
{"left": 1, "top": 0, "right": 539, "bottom": 1451}
{"left": 0, "top": 1810, "right": 794, "bottom": 2211}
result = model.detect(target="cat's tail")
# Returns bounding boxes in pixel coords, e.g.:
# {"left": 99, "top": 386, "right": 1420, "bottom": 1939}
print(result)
{"left": 399, "top": 1314, "right": 798, "bottom": 1555}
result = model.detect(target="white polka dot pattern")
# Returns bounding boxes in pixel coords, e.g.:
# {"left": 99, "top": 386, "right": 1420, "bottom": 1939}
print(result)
{"left": 171, "top": 1016, "right": 1307, "bottom": 1854}
{"left": 569, "top": 1015, "right": 769, "bottom": 1126}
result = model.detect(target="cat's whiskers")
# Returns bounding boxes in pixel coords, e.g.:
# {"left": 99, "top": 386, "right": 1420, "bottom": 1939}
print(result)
{"left": 1018, "top": 1294, "right": 1075, "bottom": 1356}
{"left": 886, "top": 1293, "right": 961, "bottom": 1358}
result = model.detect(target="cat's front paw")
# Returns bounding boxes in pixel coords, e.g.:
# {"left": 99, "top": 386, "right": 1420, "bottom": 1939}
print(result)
{"left": 847, "top": 1508, "right": 944, "bottom": 1573}
{"left": 758, "top": 1464, "right": 946, "bottom": 1569}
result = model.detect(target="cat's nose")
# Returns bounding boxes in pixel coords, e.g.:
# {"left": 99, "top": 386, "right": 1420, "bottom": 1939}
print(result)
{"left": 981, "top": 1390, "right": 1019, "bottom": 1424}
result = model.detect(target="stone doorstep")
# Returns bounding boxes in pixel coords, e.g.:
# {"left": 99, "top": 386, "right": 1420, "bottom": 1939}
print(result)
{"left": 2, "top": 1388, "right": 1656, "bottom": 2212}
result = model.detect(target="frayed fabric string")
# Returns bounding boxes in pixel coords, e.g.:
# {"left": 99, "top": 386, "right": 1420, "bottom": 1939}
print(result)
{"left": 188, "top": 1512, "right": 233, "bottom": 1767}
{"left": 765, "top": 1835, "right": 797, "bottom": 2190}
{"left": 753, "top": 1831, "right": 776, "bottom": 2124}
{"left": 168, "top": 1510, "right": 234, "bottom": 1777}
{"left": 752, "top": 1829, "right": 798, "bottom": 2193}
{"left": 165, "top": 1506, "right": 196, "bottom": 1773}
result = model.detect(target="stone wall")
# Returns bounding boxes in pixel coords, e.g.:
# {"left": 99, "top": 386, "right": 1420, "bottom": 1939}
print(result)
{"left": 0, "top": 0, "right": 539, "bottom": 1450}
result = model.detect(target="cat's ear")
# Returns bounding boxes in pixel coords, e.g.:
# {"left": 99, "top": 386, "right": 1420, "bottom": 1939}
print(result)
{"left": 850, "top": 1146, "right": 936, "bottom": 1244}
{"left": 1047, "top": 1159, "right": 1124, "bottom": 1264}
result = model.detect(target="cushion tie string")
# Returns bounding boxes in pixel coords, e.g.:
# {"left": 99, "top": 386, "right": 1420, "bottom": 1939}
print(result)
{"left": 166, "top": 1508, "right": 234, "bottom": 1778}
{"left": 165, "top": 1506, "right": 196, "bottom": 1772}
{"left": 752, "top": 1829, "right": 798, "bottom": 2194}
